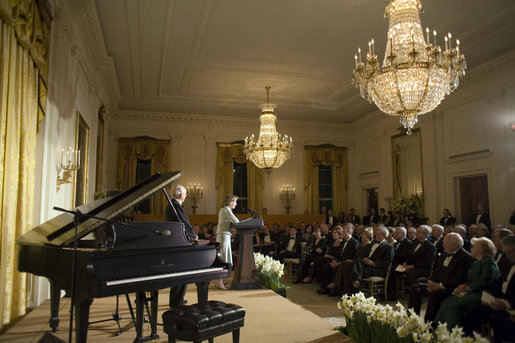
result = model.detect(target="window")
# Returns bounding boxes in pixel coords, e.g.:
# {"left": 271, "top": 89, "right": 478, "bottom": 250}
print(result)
{"left": 318, "top": 165, "right": 333, "bottom": 213}
{"left": 233, "top": 162, "right": 248, "bottom": 214}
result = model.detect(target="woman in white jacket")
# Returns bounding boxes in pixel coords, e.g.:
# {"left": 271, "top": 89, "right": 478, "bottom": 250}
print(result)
{"left": 215, "top": 194, "right": 239, "bottom": 289}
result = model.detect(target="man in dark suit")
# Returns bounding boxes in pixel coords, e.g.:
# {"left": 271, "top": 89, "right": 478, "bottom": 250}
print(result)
{"left": 470, "top": 203, "right": 491, "bottom": 229}
{"left": 348, "top": 208, "right": 360, "bottom": 225}
{"left": 349, "top": 226, "right": 394, "bottom": 293}
{"left": 439, "top": 208, "right": 456, "bottom": 226}
{"left": 165, "top": 184, "right": 198, "bottom": 307}
{"left": 464, "top": 235, "right": 515, "bottom": 342}
{"left": 326, "top": 209, "right": 337, "bottom": 227}
{"left": 378, "top": 208, "right": 387, "bottom": 224}
{"left": 430, "top": 224, "right": 445, "bottom": 257}
{"left": 390, "top": 225, "right": 436, "bottom": 297}
{"left": 276, "top": 226, "right": 303, "bottom": 261}
{"left": 453, "top": 225, "right": 472, "bottom": 251}
{"left": 408, "top": 233, "right": 474, "bottom": 322}
{"left": 369, "top": 208, "right": 379, "bottom": 225}
{"left": 362, "top": 209, "right": 371, "bottom": 226}
{"left": 492, "top": 228, "right": 512, "bottom": 265}
{"left": 386, "top": 227, "right": 413, "bottom": 300}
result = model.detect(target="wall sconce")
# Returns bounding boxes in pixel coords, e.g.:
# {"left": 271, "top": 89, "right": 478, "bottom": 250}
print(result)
{"left": 57, "top": 147, "right": 80, "bottom": 192}
{"left": 279, "top": 184, "right": 295, "bottom": 214}
{"left": 187, "top": 183, "right": 203, "bottom": 214}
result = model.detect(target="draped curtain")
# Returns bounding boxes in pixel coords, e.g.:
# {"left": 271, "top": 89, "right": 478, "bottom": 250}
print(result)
{"left": 116, "top": 137, "right": 170, "bottom": 214}
{"left": 0, "top": 0, "right": 50, "bottom": 329}
{"left": 215, "top": 143, "right": 263, "bottom": 211}
{"left": 304, "top": 146, "right": 348, "bottom": 215}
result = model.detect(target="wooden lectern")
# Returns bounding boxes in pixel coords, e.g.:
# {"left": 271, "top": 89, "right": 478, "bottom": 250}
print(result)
{"left": 231, "top": 216, "right": 264, "bottom": 290}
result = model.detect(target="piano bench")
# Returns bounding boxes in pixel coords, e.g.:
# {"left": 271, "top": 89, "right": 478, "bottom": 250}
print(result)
{"left": 162, "top": 300, "right": 245, "bottom": 343}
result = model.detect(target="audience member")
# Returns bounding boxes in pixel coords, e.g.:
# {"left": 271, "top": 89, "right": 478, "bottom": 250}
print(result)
{"left": 434, "top": 237, "right": 500, "bottom": 330}
{"left": 454, "top": 224, "right": 472, "bottom": 251}
{"left": 492, "top": 228, "right": 513, "bottom": 265}
{"left": 467, "top": 224, "right": 478, "bottom": 239}
{"left": 470, "top": 203, "right": 491, "bottom": 229}
{"left": 407, "top": 226, "right": 417, "bottom": 241}
{"left": 297, "top": 227, "right": 327, "bottom": 284}
{"left": 464, "top": 235, "right": 515, "bottom": 342}
{"left": 276, "top": 226, "right": 302, "bottom": 262}
{"left": 348, "top": 208, "right": 360, "bottom": 225}
{"left": 408, "top": 233, "right": 474, "bottom": 322}
{"left": 475, "top": 223, "right": 490, "bottom": 238}
{"left": 348, "top": 226, "right": 394, "bottom": 293}
{"left": 386, "top": 226, "right": 397, "bottom": 246}
{"left": 440, "top": 209, "right": 456, "bottom": 226}
{"left": 313, "top": 227, "right": 345, "bottom": 293}
{"left": 431, "top": 224, "right": 445, "bottom": 257}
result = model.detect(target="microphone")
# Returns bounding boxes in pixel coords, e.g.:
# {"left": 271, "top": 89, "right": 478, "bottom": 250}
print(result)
{"left": 247, "top": 207, "right": 258, "bottom": 215}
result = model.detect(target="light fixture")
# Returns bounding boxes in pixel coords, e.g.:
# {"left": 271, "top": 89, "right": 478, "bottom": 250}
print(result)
{"left": 244, "top": 86, "right": 293, "bottom": 171}
{"left": 353, "top": 0, "right": 466, "bottom": 134}
{"left": 279, "top": 184, "right": 296, "bottom": 214}
{"left": 186, "top": 183, "right": 203, "bottom": 215}
{"left": 57, "top": 147, "right": 80, "bottom": 192}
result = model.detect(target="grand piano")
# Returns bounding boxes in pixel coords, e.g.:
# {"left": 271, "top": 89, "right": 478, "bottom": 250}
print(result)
{"left": 17, "top": 172, "right": 231, "bottom": 343}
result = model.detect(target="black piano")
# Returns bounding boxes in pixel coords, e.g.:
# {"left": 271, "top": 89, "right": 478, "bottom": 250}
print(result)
{"left": 17, "top": 172, "right": 231, "bottom": 343}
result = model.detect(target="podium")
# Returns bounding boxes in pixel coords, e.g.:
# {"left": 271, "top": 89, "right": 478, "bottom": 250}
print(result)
{"left": 231, "top": 216, "right": 264, "bottom": 290}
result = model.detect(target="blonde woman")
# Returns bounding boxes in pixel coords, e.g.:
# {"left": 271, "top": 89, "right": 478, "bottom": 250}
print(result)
{"left": 214, "top": 194, "right": 239, "bottom": 289}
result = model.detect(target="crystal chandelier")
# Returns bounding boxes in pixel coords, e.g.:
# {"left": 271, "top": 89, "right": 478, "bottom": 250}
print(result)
{"left": 353, "top": 0, "right": 466, "bottom": 134}
{"left": 244, "top": 86, "right": 293, "bottom": 170}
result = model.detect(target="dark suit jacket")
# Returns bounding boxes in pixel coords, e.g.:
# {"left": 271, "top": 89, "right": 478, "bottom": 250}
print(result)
{"left": 406, "top": 239, "right": 436, "bottom": 272}
{"left": 369, "top": 213, "right": 379, "bottom": 224}
{"left": 349, "top": 214, "right": 360, "bottom": 225}
{"left": 489, "top": 261, "right": 515, "bottom": 307}
{"left": 431, "top": 236, "right": 445, "bottom": 257}
{"left": 392, "top": 238, "right": 413, "bottom": 268}
{"left": 165, "top": 199, "right": 195, "bottom": 240}
{"left": 326, "top": 215, "right": 338, "bottom": 226}
{"left": 439, "top": 216, "right": 456, "bottom": 226}
{"left": 279, "top": 234, "right": 303, "bottom": 255}
{"left": 431, "top": 248, "right": 474, "bottom": 290}
{"left": 470, "top": 213, "right": 491, "bottom": 229}
{"left": 369, "top": 241, "right": 395, "bottom": 272}
{"left": 339, "top": 236, "right": 359, "bottom": 261}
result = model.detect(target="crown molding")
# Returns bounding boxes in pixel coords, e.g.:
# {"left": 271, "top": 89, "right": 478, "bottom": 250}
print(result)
{"left": 112, "top": 110, "right": 351, "bottom": 131}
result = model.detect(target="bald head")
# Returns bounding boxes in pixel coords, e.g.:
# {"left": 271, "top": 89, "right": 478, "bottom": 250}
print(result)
{"left": 443, "top": 233, "right": 463, "bottom": 254}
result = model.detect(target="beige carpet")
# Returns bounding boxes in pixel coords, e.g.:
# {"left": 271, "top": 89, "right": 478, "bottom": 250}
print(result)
{"left": 0, "top": 284, "right": 344, "bottom": 343}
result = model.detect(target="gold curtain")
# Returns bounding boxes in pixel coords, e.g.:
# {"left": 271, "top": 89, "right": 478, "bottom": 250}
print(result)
{"left": 304, "top": 145, "right": 347, "bottom": 215}
{"left": 116, "top": 137, "right": 170, "bottom": 214}
{"left": 216, "top": 143, "right": 263, "bottom": 210}
{"left": 0, "top": 0, "right": 50, "bottom": 329}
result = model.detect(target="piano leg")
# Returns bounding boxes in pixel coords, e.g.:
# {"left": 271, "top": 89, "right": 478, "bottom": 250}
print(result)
{"left": 74, "top": 298, "right": 93, "bottom": 343}
{"left": 134, "top": 292, "right": 159, "bottom": 343}
{"left": 49, "top": 280, "right": 60, "bottom": 332}
{"left": 196, "top": 281, "right": 209, "bottom": 304}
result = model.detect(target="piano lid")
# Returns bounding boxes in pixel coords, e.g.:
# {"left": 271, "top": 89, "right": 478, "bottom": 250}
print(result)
{"left": 17, "top": 171, "right": 182, "bottom": 247}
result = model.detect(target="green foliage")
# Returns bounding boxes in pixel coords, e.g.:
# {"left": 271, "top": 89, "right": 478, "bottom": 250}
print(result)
{"left": 385, "top": 194, "right": 424, "bottom": 217}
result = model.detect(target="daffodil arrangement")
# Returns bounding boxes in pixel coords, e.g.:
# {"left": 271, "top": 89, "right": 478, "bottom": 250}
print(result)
{"left": 337, "top": 292, "right": 488, "bottom": 343}
{"left": 253, "top": 253, "right": 288, "bottom": 292}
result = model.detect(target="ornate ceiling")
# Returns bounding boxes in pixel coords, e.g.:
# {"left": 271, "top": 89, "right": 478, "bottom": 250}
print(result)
{"left": 93, "top": 0, "right": 515, "bottom": 123}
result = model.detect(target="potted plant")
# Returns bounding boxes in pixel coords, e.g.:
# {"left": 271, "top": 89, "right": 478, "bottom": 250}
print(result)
{"left": 253, "top": 253, "right": 288, "bottom": 297}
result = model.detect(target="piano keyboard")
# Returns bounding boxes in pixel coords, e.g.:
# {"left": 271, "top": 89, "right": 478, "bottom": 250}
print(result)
{"left": 106, "top": 267, "right": 225, "bottom": 287}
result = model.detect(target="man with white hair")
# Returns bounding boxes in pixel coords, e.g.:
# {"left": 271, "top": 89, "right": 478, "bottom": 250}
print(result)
{"left": 165, "top": 184, "right": 197, "bottom": 240}
{"left": 431, "top": 224, "right": 445, "bottom": 257}
{"left": 453, "top": 224, "right": 472, "bottom": 251}
{"left": 165, "top": 184, "right": 198, "bottom": 307}
{"left": 407, "top": 233, "right": 474, "bottom": 322}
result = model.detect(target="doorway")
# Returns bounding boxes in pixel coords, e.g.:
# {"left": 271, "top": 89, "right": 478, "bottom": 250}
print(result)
{"left": 458, "top": 175, "right": 489, "bottom": 225}
{"left": 365, "top": 187, "right": 378, "bottom": 212}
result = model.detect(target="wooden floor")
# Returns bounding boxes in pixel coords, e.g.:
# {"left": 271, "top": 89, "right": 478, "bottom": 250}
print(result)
{"left": 0, "top": 281, "right": 350, "bottom": 343}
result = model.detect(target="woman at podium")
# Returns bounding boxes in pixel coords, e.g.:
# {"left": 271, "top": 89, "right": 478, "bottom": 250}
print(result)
{"left": 215, "top": 194, "right": 239, "bottom": 289}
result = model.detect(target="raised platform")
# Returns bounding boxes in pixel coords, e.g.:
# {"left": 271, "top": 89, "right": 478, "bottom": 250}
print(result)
{"left": 0, "top": 284, "right": 347, "bottom": 342}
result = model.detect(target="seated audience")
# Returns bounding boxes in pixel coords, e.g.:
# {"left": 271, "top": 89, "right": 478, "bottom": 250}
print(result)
{"left": 314, "top": 227, "right": 346, "bottom": 294}
{"left": 332, "top": 228, "right": 374, "bottom": 296}
{"left": 337, "top": 211, "right": 346, "bottom": 225}
{"left": 467, "top": 224, "right": 478, "bottom": 239}
{"left": 475, "top": 223, "right": 490, "bottom": 238}
{"left": 348, "top": 226, "right": 394, "bottom": 293}
{"left": 296, "top": 227, "right": 327, "bottom": 283}
{"left": 470, "top": 203, "right": 491, "bottom": 230}
{"left": 492, "top": 228, "right": 512, "bottom": 265}
{"left": 390, "top": 225, "right": 436, "bottom": 300}
{"left": 454, "top": 224, "right": 472, "bottom": 251}
{"left": 302, "top": 224, "right": 314, "bottom": 244}
{"left": 392, "top": 211, "right": 403, "bottom": 227}
{"left": 385, "top": 227, "right": 413, "bottom": 299}
{"left": 431, "top": 224, "right": 445, "bottom": 257}
{"left": 440, "top": 208, "right": 456, "bottom": 226}
{"left": 464, "top": 235, "right": 515, "bottom": 342}
{"left": 318, "top": 225, "right": 358, "bottom": 295}
{"left": 408, "top": 233, "right": 474, "bottom": 322}
{"left": 276, "top": 226, "right": 302, "bottom": 262}
{"left": 348, "top": 208, "right": 360, "bottom": 225}
{"left": 434, "top": 237, "right": 500, "bottom": 330}
{"left": 386, "top": 226, "right": 397, "bottom": 246}
{"left": 406, "top": 226, "right": 417, "bottom": 241}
